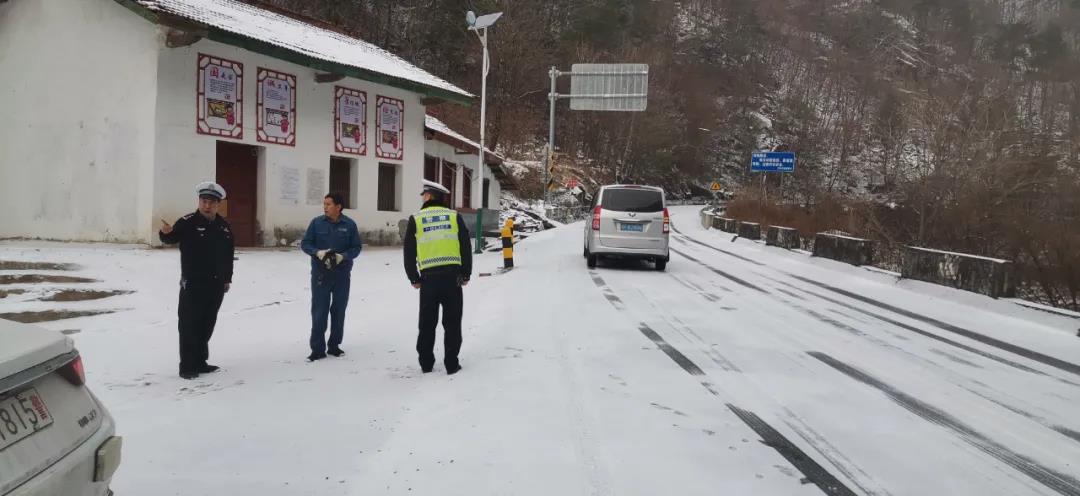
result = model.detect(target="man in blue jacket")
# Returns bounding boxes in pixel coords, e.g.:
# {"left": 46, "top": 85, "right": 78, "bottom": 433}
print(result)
{"left": 301, "top": 193, "right": 362, "bottom": 361}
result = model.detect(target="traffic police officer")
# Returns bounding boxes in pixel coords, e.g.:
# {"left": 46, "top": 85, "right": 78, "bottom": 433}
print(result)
{"left": 159, "top": 181, "right": 234, "bottom": 380}
{"left": 403, "top": 180, "right": 473, "bottom": 374}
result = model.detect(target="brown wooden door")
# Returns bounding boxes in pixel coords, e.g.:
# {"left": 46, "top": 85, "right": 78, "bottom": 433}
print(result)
{"left": 424, "top": 155, "right": 439, "bottom": 181}
{"left": 441, "top": 162, "right": 455, "bottom": 207}
{"left": 462, "top": 168, "right": 473, "bottom": 209}
{"left": 215, "top": 141, "right": 259, "bottom": 246}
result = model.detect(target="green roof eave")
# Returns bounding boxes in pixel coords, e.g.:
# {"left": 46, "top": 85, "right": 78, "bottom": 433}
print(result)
{"left": 114, "top": 0, "right": 474, "bottom": 107}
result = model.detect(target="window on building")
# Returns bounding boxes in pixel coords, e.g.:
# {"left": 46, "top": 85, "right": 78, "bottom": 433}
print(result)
{"left": 462, "top": 168, "right": 473, "bottom": 208}
{"left": 377, "top": 163, "right": 400, "bottom": 212}
{"left": 483, "top": 178, "right": 491, "bottom": 208}
{"left": 329, "top": 157, "right": 354, "bottom": 209}
{"left": 424, "top": 154, "right": 439, "bottom": 182}
{"left": 441, "top": 161, "right": 456, "bottom": 207}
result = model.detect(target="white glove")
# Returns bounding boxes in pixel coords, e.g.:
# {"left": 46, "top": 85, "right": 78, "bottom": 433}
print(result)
{"left": 316, "top": 249, "right": 328, "bottom": 260}
{"left": 334, "top": 253, "right": 344, "bottom": 264}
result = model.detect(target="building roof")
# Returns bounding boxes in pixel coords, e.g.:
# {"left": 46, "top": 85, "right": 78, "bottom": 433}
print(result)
{"left": 424, "top": 115, "right": 517, "bottom": 191}
{"left": 117, "top": 0, "right": 472, "bottom": 105}
{"left": 425, "top": 115, "right": 502, "bottom": 162}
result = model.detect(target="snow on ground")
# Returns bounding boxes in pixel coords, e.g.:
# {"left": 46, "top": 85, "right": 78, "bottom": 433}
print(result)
{"left": 1, "top": 206, "right": 1079, "bottom": 495}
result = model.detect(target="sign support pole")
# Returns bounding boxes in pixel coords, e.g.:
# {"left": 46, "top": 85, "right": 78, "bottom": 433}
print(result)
{"left": 546, "top": 67, "right": 558, "bottom": 215}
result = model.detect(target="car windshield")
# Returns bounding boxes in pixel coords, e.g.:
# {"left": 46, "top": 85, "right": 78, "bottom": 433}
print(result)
{"left": 602, "top": 189, "right": 663, "bottom": 213}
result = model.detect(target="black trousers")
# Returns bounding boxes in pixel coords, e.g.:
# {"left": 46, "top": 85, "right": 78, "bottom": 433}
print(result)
{"left": 416, "top": 273, "right": 463, "bottom": 370}
{"left": 178, "top": 280, "right": 226, "bottom": 373}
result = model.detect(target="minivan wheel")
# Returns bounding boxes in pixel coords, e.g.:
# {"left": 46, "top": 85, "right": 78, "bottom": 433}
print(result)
{"left": 587, "top": 253, "right": 598, "bottom": 268}
{"left": 655, "top": 258, "right": 667, "bottom": 271}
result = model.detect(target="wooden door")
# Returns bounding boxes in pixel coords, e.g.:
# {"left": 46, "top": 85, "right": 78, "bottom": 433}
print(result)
{"left": 215, "top": 141, "right": 259, "bottom": 246}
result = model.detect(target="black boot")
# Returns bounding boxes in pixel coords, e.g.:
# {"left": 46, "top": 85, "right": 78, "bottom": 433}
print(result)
{"left": 328, "top": 348, "right": 345, "bottom": 357}
{"left": 200, "top": 364, "right": 221, "bottom": 373}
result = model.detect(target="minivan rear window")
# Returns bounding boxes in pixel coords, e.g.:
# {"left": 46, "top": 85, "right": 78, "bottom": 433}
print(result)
{"left": 602, "top": 188, "right": 663, "bottom": 213}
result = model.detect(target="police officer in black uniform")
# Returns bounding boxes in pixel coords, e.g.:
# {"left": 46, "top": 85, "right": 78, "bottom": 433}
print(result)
{"left": 160, "top": 181, "right": 235, "bottom": 380}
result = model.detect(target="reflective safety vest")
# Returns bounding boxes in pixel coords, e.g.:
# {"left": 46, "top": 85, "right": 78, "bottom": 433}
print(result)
{"left": 414, "top": 206, "right": 462, "bottom": 270}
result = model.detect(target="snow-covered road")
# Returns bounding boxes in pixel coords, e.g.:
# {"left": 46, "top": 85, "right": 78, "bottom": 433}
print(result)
{"left": 1, "top": 204, "right": 1078, "bottom": 495}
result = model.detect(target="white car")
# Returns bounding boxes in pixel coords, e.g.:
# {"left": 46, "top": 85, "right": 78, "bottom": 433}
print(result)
{"left": 0, "top": 319, "right": 121, "bottom": 496}
{"left": 583, "top": 184, "right": 670, "bottom": 270}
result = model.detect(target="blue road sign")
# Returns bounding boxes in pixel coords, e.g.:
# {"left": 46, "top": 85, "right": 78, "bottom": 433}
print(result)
{"left": 751, "top": 151, "right": 796, "bottom": 172}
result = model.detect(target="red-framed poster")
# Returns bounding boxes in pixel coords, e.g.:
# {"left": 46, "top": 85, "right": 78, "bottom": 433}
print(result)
{"left": 256, "top": 68, "right": 296, "bottom": 146}
{"left": 196, "top": 53, "right": 243, "bottom": 139}
{"left": 334, "top": 87, "right": 367, "bottom": 155}
{"left": 375, "top": 95, "right": 405, "bottom": 160}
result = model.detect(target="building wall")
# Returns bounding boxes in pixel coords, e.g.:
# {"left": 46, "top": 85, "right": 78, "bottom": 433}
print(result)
{"left": 0, "top": 0, "right": 160, "bottom": 242}
{"left": 153, "top": 38, "right": 429, "bottom": 246}
{"left": 422, "top": 139, "right": 502, "bottom": 210}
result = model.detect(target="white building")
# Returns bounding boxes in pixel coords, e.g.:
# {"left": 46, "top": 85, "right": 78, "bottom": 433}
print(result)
{"left": 423, "top": 115, "right": 515, "bottom": 213}
{"left": 0, "top": 0, "right": 493, "bottom": 246}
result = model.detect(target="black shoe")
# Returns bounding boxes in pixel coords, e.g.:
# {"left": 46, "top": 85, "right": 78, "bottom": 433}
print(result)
{"left": 328, "top": 348, "right": 345, "bottom": 357}
{"left": 446, "top": 364, "right": 462, "bottom": 375}
{"left": 199, "top": 364, "right": 220, "bottom": 373}
{"left": 179, "top": 371, "right": 199, "bottom": 380}
{"left": 307, "top": 353, "right": 326, "bottom": 362}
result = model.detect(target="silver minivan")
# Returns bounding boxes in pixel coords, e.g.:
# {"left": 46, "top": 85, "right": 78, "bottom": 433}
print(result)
{"left": 583, "top": 185, "right": 670, "bottom": 270}
{"left": 1, "top": 319, "right": 122, "bottom": 496}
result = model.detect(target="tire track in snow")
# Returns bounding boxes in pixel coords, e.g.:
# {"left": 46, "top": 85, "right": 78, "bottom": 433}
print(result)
{"left": 790, "top": 275, "right": 1080, "bottom": 379}
{"left": 780, "top": 410, "right": 896, "bottom": 496}
{"left": 670, "top": 227, "right": 766, "bottom": 266}
{"left": 774, "top": 278, "right": 1068, "bottom": 381}
{"left": 669, "top": 247, "right": 768, "bottom": 293}
{"left": 673, "top": 221, "right": 1080, "bottom": 381}
{"left": 674, "top": 245, "right": 1048, "bottom": 379}
{"left": 765, "top": 274, "right": 1080, "bottom": 446}
{"left": 809, "top": 351, "right": 1080, "bottom": 496}
{"left": 587, "top": 269, "right": 859, "bottom": 496}
{"left": 782, "top": 295, "right": 1080, "bottom": 446}
{"left": 758, "top": 284, "right": 1080, "bottom": 448}
{"left": 626, "top": 287, "right": 742, "bottom": 372}
{"left": 666, "top": 238, "right": 1080, "bottom": 482}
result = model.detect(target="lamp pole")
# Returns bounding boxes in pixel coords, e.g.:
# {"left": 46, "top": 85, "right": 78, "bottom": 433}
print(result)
{"left": 468, "top": 11, "right": 501, "bottom": 255}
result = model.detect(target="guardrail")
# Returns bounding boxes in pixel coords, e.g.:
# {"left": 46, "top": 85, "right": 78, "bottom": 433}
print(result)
{"left": 901, "top": 246, "right": 1016, "bottom": 298}
{"left": 738, "top": 222, "right": 762, "bottom": 240}
{"left": 766, "top": 226, "right": 799, "bottom": 249}
{"left": 693, "top": 208, "right": 1032, "bottom": 301}
{"left": 813, "top": 233, "right": 874, "bottom": 266}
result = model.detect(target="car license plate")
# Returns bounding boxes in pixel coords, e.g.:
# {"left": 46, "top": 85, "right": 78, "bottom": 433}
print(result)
{"left": 0, "top": 388, "right": 53, "bottom": 451}
{"left": 620, "top": 223, "right": 644, "bottom": 232}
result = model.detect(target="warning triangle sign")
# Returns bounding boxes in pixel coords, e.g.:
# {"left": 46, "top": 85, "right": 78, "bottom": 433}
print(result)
{"left": 710, "top": 182, "right": 722, "bottom": 192}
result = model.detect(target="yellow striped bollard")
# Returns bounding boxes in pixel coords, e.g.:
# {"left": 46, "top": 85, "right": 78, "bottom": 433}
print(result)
{"left": 501, "top": 218, "right": 514, "bottom": 269}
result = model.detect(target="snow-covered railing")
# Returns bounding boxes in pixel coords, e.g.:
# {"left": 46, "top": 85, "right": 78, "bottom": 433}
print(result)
{"left": 766, "top": 226, "right": 799, "bottom": 249}
{"left": 700, "top": 210, "right": 715, "bottom": 230}
{"left": 901, "top": 246, "right": 1016, "bottom": 298}
{"left": 813, "top": 233, "right": 874, "bottom": 266}
{"left": 717, "top": 218, "right": 738, "bottom": 233}
{"left": 738, "top": 222, "right": 761, "bottom": 240}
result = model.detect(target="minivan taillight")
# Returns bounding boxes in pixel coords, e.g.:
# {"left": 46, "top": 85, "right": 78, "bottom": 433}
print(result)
{"left": 59, "top": 355, "right": 85, "bottom": 386}
{"left": 592, "top": 205, "right": 602, "bottom": 231}
{"left": 662, "top": 208, "right": 670, "bottom": 234}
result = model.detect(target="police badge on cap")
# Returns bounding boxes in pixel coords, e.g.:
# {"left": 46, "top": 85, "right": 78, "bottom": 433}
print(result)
{"left": 196, "top": 181, "right": 227, "bottom": 201}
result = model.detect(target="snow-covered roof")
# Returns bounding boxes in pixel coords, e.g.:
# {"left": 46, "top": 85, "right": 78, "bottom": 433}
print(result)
{"left": 122, "top": 0, "right": 472, "bottom": 103}
{"left": 425, "top": 115, "right": 503, "bottom": 161}
{"left": 424, "top": 115, "right": 516, "bottom": 190}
